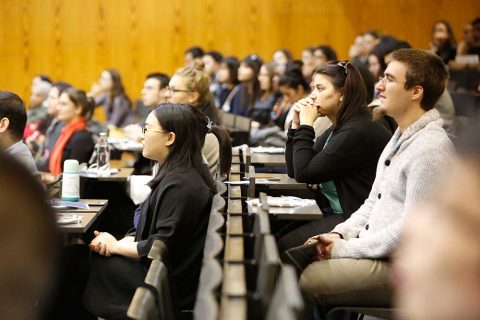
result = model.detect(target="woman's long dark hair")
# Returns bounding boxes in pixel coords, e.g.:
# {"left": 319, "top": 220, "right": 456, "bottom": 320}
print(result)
{"left": 209, "top": 126, "right": 232, "bottom": 178}
{"left": 313, "top": 61, "right": 367, "bottom": 129}
{"left": 105, "top": 68, "right": 131, "bottom": 111}
{"left": 147, "top": 103, "right": 216, "bottom": 194}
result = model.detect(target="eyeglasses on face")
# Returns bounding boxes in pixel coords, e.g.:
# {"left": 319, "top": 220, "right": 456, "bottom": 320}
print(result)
{"left": 141, "top": 125, "right": 168, "bottom": 135}
{"left": 378, "top": 75, "right": 407, "bottom": 86}
{"left": 166, "top": 86, "right": 190, "bottom": 95}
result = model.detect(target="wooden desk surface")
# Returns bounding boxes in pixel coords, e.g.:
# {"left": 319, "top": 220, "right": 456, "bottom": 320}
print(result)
{"left": 56, "top": 199, "right": 108, "bottom": 233}
{"left": 254, "top": 173, "right": 308, "bottom": 190}
{"left": 251, "top": 153, "right": 286, "bottom": 167}
{"left": 81, "top": 168, "right": 134, "bottom": 182}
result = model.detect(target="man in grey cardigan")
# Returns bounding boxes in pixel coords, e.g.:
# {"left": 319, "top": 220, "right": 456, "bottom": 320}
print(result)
{"left": 299, "top": 49, "right": 454, "bottom": 312}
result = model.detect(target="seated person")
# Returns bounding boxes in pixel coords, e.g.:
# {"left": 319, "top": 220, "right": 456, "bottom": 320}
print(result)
{"left": 279, "top": 61, "right": 392, "bottom": 251}
{"left": 89, "top": 69, "right": 135, "bottom": 128}
{"left": 0, "top": 153, "right": 57, "bottom": 319}
{"left": 35, "top": 82, "right": 71, "bottom": 171}
{"left": 250, "top": 69, "right": 309, "bottom": 147}
{"left": 166, "top": 62, "right": 232, "bottom": 177}
{"left": 296, "top": 49, "right": 454, "bottom": 317}
{"left": 83, "top": 103, "right": 216, "bottom": 318}
{"left": 124, "top": 72, "right": 170, "bottom": 141}
{"left": 0, "top": 91, "right": 39, "bottom": 176}
{"left": 48, "top": 88, "right": 94, "bottom": 176}
{"left": 394, "top": 125, "right": 480, "bottom": 320}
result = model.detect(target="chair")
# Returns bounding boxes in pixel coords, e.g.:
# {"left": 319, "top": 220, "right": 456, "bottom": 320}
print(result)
{"left": 450, "top": 92, "right": 480, "bottom": 135}
{"left": 211, "top": 194, "right": 226, "bottom": 213}
{"left": 245, "top": 165, "right": 256, "bottom": 198}
{"left": 215, "top": 180, "right": 227, "bottom": 195}
{"left": 218, "top": 109, "right": 236, "bottom": 129}
{"left": 197, "top": 258, "right": 223, "bottom": 293}
{"left": 147, "top": 240, "right": 168, "bottom": 261}
{"left": 127, "top": 287, "right": 159, "bottom": 320}
{"left": 193, "top": 292, "right": 219, "bottom": 320}
{"left": 144, "top": 259, "right": 175, "bottom": 320}
{"left": 266, "top": 264, "right": 305, "bottom": 320}
{"left": 207, "top": 211, "right": 225, "bottom": 233}
{"left": 203, "top": 230, "right": 224, "bottom": 258}
{"left": 253, "top": 193, "right": 271, "bottom": 262}
{"left": 326, "top": 307, "right": 395, "bottom": 320}
{"left": 255, "top": 234, "right": 281, "bottom": 317}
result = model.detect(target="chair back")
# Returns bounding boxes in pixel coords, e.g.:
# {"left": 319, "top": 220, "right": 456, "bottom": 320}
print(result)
{"left": 266, "top": 265, "right": 305, "bottom": 320}
{"left": 144, "top": 259, "right": 175, "bottom": 320}
{"left": 127, "top": 287, "right": 159, "bottom": 320}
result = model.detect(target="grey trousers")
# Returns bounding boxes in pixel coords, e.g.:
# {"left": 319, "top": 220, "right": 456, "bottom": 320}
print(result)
{"left": 299, "top": 258, "right": 392, "bottom": 309}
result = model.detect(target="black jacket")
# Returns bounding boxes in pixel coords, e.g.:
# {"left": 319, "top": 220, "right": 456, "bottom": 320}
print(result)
{"left": 84, "top": 166, "right": 212, "bottom": 318}
{"left": 285, "top": 111, "right": 391, "bottom": 217}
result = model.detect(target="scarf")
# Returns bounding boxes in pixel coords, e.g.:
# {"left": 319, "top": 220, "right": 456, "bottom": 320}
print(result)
{"left": 49, "top": 117, "right": 87, "bottom": 176}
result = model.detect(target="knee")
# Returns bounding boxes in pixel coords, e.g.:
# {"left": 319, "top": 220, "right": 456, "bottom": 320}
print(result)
{"left": 299, "top": 263, "right": 325, "bottom": 300}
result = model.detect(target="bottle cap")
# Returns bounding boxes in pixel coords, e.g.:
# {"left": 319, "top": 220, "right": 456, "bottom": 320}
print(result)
{"left": 63, "top": 159, "right": 80, "bottom": 174}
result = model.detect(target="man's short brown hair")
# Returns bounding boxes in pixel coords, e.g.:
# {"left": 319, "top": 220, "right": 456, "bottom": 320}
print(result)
{"left": 391, "top": 48, "right": 448, "bottom": 111}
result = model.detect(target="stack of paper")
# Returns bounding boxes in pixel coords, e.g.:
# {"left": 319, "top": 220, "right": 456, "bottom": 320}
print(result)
{"left": 246, "top": 196, "right": 316, "bottom": 208}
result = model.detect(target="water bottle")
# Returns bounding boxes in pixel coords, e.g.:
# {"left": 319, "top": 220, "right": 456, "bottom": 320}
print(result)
{"left": 96, "top": 132, "right": 111, "bottom": 177}
{"left": 62, "top": 159, "right": 80, "bottom": 201}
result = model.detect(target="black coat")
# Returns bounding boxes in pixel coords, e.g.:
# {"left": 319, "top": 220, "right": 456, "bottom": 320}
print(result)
{"left": 61, "top": 129, "right": 95, "bottom": 168}
{"left": 285, "top": 111, "right": 392, "bottom": 217}
{"left": 84, "top": 166, "right": 212, "bottom": 318}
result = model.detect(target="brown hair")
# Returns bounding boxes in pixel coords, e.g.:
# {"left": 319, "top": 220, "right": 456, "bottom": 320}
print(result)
{"left": 391, "top": 48, "right": 448, "bottom": 111}
{"left": 63, "top": 87, "right": 95, "bottom": 117}
{"left": 175, "top": 60, "right": 213, "bottom": 106}
{"left": 313, "top": 61, "right": 367, "bottom": 129}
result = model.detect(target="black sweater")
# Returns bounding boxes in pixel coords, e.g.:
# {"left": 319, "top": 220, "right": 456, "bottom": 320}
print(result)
{"left": 285, "top": 111, "right": 392, "bottom": 217}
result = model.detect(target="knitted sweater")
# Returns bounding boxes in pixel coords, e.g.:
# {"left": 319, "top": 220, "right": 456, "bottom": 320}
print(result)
{"left": 331, "top": 109, "right": 454, "bottom": 259}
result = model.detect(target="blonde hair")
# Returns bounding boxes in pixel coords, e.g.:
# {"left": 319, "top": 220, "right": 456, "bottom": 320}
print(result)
{"left": 175, "top": 60, "right": 213, "bottom": 105}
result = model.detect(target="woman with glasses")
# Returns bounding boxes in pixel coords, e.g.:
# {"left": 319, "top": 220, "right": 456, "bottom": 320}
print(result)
{"left": 279, "top": 61, "right": 392, "bottom": 252}
{"left": 84, "top": 103, "right": 216, "bottom": 318}
{"left": 166, "top": 61, "right": 232, "bottom": 178}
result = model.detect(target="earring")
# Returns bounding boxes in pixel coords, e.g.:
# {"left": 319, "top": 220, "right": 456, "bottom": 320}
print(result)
{"left": 339, "top": 97, "right": 343, "bottom": 101}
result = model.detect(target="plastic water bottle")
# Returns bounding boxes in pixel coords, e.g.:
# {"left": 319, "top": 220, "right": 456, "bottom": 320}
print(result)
{"left": 96, "top": 132, "right": 111, "bottom": 177}
{"left": 62, "top": 159, "right": 80, "bottom": 201}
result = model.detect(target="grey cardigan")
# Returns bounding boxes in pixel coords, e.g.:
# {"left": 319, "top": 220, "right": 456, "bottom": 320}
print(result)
{"left": 331, "top": 109, "right": 454, "bottom": 259}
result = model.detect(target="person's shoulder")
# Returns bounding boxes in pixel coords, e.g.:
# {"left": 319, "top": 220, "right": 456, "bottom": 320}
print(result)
{"left": 70, "top": 130, "right": 94, "bottom": 144}
{"left": 410, "top": 124, "right": 454, "bottom": 156}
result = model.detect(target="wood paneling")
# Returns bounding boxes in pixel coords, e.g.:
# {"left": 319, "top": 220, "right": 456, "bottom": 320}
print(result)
{"left": 1, "top": 0, "right": 479, "bottom": 104}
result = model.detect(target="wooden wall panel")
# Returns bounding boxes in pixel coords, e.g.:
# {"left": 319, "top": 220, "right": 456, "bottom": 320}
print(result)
{"left": 1, "top": 0, "right": 479, "bottom": 105}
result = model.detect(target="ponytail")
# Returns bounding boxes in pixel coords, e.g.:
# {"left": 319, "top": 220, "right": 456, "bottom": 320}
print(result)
{"left": 208, "top": 126, "right": 232, "bottom": 179}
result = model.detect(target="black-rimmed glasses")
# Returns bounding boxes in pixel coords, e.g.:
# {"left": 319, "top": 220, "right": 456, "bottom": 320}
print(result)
{"left": 141, "top": 126, "right": 168, "bottom": 135}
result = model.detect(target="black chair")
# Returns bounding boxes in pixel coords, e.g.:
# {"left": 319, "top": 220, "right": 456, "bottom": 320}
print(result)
{"left": 266, "top": 264, "right": 305, "bottom": 320}
{"left": 144, "top": 259, "right": 175, "bottom": 320}
{"left": 327, "top": 307, "right": 395, "bottom": 319}
{"left": 449, "top": 69, "right": 480, "bottom": 92}
{"left": 127, "top": 287, "right": 159, "bottom": 320}
{"left": 147, "top": 240, "right": 168, "bottom": 261}
{"left": 252, "top": 194, "right": 271, "bottom": 262}
{"left": 450, "top": 92, "right": 480, "bottom": 135}
{"left": 245, "top": 165, "right": 256, "bottom": 198}
{"left": 254, "top": 234, "right": 281, "bottom": 317}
